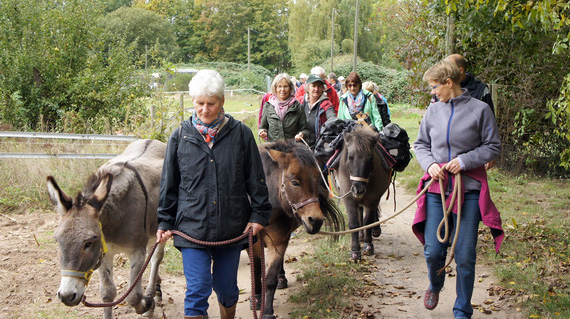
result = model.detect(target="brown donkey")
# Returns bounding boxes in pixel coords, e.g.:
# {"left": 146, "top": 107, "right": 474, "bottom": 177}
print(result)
{"left": 253, "top": 140, "right": 343, "bottom": 319}
{"left": 46, "top": 139, "right": 166, "bottom": 319}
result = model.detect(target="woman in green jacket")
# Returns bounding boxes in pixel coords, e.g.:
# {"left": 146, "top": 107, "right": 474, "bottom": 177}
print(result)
{"left": 337, "top": 72, "right": 384, "bottom": 130}
{"left": 259, "top": 73, "right": 309, "bottom": 142}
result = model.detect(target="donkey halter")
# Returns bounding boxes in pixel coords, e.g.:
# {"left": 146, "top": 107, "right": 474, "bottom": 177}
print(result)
{"left": 349, "top": 175, "right": 370, "bottom": 183}
{"left": 280, "top": 170, "right": 318, "bottom": 215}
{"left": 60, "top": 221, "right": 108, "bottom": 287}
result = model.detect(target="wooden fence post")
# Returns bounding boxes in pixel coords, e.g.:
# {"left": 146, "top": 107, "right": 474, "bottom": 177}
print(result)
{"left": 150, "top": 104, "right": 156, "bottom": 128}
{"left": 179, "top": 93, "right": 184, "bottom": 121}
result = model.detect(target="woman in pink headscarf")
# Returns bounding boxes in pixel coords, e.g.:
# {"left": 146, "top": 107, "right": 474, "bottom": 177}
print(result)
{"left": 258, "top": 73, "right": 309, "bottom": 142}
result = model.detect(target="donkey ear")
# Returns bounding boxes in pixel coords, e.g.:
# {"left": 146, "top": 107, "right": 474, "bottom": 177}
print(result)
{"left": 87, "top": 173, "right": 113, "bottom": 214}
{"left": 46, "top": 176, "right": 73, "bottom": 216}
{"left": 266, "top": 148, "right": 291, "bottom": 167}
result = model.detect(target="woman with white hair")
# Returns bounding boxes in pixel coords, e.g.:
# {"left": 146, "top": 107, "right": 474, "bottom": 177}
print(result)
{"left": 259, "top": 73, "right": 309, "bottom": 142}
{"left": 156, "top": 70, "right": 272, "bottom": 319}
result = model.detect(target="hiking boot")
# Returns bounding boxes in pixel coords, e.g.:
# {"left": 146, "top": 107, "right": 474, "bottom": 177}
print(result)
{"left": 424, "top": 288, "right": 439, "bottom": 310}
{"left": 219, "top": 302, "right": 236, "bottom": 319}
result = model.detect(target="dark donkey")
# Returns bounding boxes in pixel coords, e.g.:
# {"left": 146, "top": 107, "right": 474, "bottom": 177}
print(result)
{"left": 46, "top": 139, "right": 166, "bottom": 319}
{"left": 335, "top": 124, "right": 391, "bottom": 262}
{"left": 253, "top": 140, "right": 343, "bottom": 319}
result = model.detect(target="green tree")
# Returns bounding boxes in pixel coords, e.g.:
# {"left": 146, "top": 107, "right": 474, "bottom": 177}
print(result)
{"left": 288, "top": 0, "right": 384, "bottom": 72}
{"left": 101, "top": 6, "right": 178, "bottom": 58}
{"left": 103, "top": 0, "right": 133, "bottom": 12}
{"left": 0, "top": 0, "right": 151, "bottom": 132}
{"left": 385, "top": 0, "right": 570, "bottom": 174}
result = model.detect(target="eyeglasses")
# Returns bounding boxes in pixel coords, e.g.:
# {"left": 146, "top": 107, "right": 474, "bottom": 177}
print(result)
{"left": 347, "top": 83, "right": 359, "bottom": 88}
{"left": 430, "top": 83, "right": 441, "bottom": 91}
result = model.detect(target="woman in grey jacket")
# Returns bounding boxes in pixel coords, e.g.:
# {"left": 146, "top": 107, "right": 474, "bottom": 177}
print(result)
{"left": 414, "top": 60, "right": 501, "bottom": 319}
{"left": 156, "top": 70, "right": 272, "bottom": 319}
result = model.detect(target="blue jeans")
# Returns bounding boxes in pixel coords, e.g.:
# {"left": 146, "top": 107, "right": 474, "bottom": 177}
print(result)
{"left": 180, "top": 245, "right": 242, "bottom": 316}
{"left": 424, "top": 191, "right": 481, "bottom": 319}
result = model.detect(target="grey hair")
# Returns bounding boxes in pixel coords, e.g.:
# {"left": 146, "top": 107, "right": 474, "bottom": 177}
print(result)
{"left": 270, "top": 73, "right": 295, "bottom": 97}
{"left": 423, "top": 59, "right": 461, "bottom": 84}
{"left": 310, "top": 66, "right": 326, "bottom": 78}
{"left": 189, "top": 69, "right": 225, "bottom": 99}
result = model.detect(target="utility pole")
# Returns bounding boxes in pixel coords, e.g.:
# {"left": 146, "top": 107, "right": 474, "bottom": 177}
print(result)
{"left": 331, "top": 8, "right": 335, "bottom": 73}
{"left": 248, "top": 27, "right": 251, "bottom": 72}
{"left": 353, "top": 0, "right": 359, "bottom": 73}
{"left": 445, "top": 12, "right": 456, "bottom": 55}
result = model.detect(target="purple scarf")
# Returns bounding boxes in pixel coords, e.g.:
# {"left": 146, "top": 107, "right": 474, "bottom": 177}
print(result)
{"left": 192, "top": 109, "right": 225, "bottom": 143}
{"left": 268, "top": 95, "right": 297, "bottom": 120}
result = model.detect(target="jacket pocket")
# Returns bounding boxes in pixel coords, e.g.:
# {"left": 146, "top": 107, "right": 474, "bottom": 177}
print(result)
{"left": 218, "top": 195, "right": 250, "bottom": 239}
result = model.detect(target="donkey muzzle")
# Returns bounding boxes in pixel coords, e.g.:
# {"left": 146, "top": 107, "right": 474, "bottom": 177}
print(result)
{"left": 57, "top": 276, "right": 85, "bottom": 306}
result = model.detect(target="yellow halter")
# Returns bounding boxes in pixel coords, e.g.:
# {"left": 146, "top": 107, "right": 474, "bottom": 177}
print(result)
{"left": 60, "top": 221, "right": 108, "bottom": 286}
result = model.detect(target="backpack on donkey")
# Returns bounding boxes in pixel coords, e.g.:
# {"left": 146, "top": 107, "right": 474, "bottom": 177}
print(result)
{"left": 376, "top": 123, "right": 412, "bottom": 172}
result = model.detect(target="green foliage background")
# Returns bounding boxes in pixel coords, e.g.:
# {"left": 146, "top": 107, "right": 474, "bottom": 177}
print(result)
{"left": 0, "top": 0, "right": 569, "bottom": 175}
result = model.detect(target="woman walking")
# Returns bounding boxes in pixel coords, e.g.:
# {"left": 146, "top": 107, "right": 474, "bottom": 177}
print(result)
{"left": 337, "top": 72, "right": 384, "bottom": 130}
{"left": 412, "top": 59, "right": 504, "bottom": 319}
{"left": 258, "top": 73, "right": 309, "bottom": 142}
{"left": 156, "top": 70, "right": 272, "bottom": 319}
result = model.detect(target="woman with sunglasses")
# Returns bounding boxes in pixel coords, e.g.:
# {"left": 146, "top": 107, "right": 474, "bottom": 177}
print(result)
{"left": 337, "top": 72, "right": 384, "bottom": 130}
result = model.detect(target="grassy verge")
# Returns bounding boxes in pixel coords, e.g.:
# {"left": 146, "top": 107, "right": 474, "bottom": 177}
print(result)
{"left": 288, "top": 234, "right": 375, "bottom": 318}
{"left": 479, "top": 170, "right": 570, "bottom": 318}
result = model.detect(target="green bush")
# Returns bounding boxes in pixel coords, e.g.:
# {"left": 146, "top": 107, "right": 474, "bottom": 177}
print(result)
{"left": 178, "top": 62, "right": 272, "bottom": 92}
{"left": 341, "top": 39, "right": 354, "bottom": 54}
{"left": 165, "top": 73, "right": 194, "bottom": 91}
{"left": 334, "top": 61, "right": 410, "bottom": 103}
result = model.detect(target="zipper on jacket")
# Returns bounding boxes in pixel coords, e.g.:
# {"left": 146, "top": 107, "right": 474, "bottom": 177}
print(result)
{"left": 446, "top": 101, "right": 455, "bottom": 162}
{"left": 446, "top": 101, "right": 455, "bottom": 194}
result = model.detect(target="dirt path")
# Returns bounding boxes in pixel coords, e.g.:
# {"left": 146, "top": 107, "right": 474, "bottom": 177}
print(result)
{"left": 0, "top": 182, "right": 523, "bottom": 318}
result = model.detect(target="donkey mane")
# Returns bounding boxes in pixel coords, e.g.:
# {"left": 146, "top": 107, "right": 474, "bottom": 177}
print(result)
{"left": 345, "top": 125, "right": 379, "bottom": 152}
{"left": 77, "top": 140, "right": 156, "bottom": 210}
{"left": 261, "top": 140, "right": 316, "bottom": 169}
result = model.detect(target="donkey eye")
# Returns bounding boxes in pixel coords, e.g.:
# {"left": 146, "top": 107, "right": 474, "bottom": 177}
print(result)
{"left": 291, "top": 180, "right": 300, "bottom": 187}
{"left": 84, "top": 241, "right": 93, "bottom": 249}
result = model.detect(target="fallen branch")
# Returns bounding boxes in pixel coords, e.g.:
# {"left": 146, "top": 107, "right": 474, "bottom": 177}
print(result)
{"left": 0, "top": 213, "right": 16, "bottom": 222}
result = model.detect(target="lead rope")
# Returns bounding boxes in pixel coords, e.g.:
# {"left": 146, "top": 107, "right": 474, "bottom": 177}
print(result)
{"left": 319, "top": 163, "right": 457, "bottom": 235}
{"left": 298, "top": 136, "right": 352, "bottom": 199}
{"left": 82, "top": 229, "right": 266, "bottom": 319}
{"left": 82, "top": 242, "right": 160, "bottom": 308}
{"left": 436, "top": 173, "right": 462, "bottom": 275}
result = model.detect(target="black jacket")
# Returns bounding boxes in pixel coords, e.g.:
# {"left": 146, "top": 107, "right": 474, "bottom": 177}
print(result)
{"left": 157, "top": 115, "right": 272, "bottom": 248}
{"left": 461, "top": 72, "right": 494, "bottom": 114}
{"left": 374, "top": 93, "right": 391, "bottom": 127}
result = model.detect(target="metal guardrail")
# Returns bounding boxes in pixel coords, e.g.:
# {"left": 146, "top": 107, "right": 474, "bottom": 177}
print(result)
{"left": 0, "top": 131, "right": 138, "bottom": 141}
{"left": 0, "top": 153, "right": 117, "bottom": 159}
{"left": 0, "top": 131, "right": 137, "bottom": 159}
